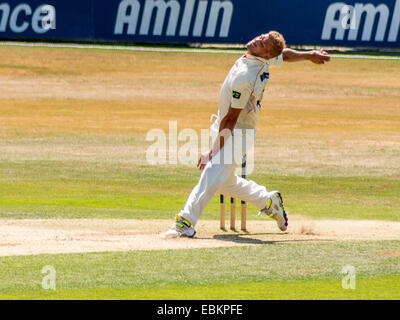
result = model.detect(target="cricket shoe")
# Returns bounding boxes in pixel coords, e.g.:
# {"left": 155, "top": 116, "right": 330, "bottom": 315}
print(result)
{"left": 258, "top": 191, "right": 288, "bottom": 231}
{"left": 163, "top": 215, "right": 196, "bottom": 239}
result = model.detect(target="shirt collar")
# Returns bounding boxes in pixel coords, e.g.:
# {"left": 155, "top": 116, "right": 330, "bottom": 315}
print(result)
{"left": 244, "top": 53, "right": 269, "bottom": 64}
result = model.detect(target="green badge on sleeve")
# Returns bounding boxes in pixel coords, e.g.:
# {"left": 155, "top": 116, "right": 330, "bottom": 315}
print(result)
{"left": 232, "top": 91, "right": 241, "bottom": 99}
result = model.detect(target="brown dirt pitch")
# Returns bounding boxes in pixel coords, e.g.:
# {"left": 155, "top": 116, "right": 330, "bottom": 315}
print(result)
{"left": 1, "top": 217, "right": 399, "bottom": 256}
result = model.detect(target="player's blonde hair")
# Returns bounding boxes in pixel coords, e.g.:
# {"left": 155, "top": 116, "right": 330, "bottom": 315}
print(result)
{"left": 268, "top": 31, "right": 286, "bottom": 57}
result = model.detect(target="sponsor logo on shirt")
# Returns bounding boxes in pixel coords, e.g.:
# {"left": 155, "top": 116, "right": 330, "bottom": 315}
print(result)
{"left": 260, "top": 72, "right": 269, "bottom": 82}
{"left": 256, "top": 101, "right": 261, "bottom": 113}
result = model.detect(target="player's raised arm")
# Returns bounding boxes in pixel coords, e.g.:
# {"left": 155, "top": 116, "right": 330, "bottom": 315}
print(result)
{"left": 282, "top": 48, "right": 330, "bottom": 64}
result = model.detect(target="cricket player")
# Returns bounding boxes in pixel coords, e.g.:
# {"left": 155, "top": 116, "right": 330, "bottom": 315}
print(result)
{"left": 164, "top": 31, "right": 330, "bottom": 238}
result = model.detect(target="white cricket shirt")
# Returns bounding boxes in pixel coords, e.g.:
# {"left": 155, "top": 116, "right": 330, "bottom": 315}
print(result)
{"left": 217, "top": 53, "right": 283, "bottom": 129}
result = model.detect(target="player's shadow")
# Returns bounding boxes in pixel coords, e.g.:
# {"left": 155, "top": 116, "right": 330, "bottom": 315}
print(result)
{"left": 212, "top": 233, "right": 331, "bottom": 245}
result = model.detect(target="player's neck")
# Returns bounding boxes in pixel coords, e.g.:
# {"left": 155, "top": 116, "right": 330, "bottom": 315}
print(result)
{"left": 246, "top": 52, "right": 268, "bottom": 63}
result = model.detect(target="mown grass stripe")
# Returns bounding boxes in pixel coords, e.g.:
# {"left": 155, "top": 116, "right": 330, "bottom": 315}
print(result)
{"left": 1, "top": 276, "right": 398, "bottom": 300}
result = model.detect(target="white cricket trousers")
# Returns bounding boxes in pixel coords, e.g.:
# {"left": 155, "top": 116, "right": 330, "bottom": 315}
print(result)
{"left": 179, "top": 125, "right": 270, "bottom": 226}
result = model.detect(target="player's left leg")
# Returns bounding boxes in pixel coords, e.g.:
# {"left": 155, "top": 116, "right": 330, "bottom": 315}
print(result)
{"left": 218, "top": 173, "right": 288, "bottom": 231}
{"left": 217, "top": 173, "right": 269, "bottom": 209}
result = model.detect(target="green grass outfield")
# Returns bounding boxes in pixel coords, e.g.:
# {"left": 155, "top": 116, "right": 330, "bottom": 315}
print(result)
{"left": 0, "top": 241, "right": 399, "bottom": 300}
{"left": 2, "top": 276, "right": 399, "bottom": 300}
{"left": 1, "top": 164, "right": 399, "bottom": 221}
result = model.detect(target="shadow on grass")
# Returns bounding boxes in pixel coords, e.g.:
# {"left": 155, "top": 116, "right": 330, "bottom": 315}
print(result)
{"left": 211, "top": 233, "right": 333, "bottom": 245}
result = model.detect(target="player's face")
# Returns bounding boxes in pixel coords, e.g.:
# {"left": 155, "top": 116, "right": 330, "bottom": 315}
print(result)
{"left": 246, "top": 33, "right": 274, "bottom": 59}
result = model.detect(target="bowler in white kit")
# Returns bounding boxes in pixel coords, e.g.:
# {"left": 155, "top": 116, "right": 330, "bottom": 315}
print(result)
{"left": 164, "top": 31, "right": 330, "bottom": 238}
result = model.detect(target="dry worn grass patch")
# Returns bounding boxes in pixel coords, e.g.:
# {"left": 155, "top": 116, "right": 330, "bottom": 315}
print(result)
{"left": 0, "top": 46, "right": 399, "bottom": 178}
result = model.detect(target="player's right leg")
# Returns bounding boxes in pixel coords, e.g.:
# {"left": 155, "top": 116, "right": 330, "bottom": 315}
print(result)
{"left": 163, "top": 148, "right": 237, "bottom": 238}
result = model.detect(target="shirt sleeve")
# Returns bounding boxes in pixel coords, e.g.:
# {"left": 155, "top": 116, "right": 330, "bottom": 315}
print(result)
{"left": 230, "top": 79, "right": 252, "bottom": 109}
{"left": 269, "top": 53, "right": 283, "bottom": 67}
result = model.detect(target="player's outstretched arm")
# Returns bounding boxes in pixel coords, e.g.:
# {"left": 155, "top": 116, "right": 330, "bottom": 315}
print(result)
{"left": 282, "top": 48, "right": 330, "bottom": 64}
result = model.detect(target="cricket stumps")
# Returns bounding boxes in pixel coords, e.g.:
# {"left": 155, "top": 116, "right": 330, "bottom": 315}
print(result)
{"left": 219, "top": 155, "right": 247, "bottom": 231}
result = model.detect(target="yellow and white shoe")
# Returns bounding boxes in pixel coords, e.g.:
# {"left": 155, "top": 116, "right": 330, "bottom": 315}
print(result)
{"left": 258, "top": 191, "right": 288, "bottom": 231}
{"left": 163, "top": 215, "right": 196, "bottom": 239}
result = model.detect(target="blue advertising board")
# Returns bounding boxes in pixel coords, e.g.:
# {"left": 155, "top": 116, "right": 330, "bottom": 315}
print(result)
{"left": 0, "top": 0, "right": 399, "bottom": 47}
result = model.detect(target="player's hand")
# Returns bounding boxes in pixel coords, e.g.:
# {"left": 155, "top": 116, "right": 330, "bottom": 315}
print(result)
{"left": 197, "top": 151, "right": 212, "bottom": 171}
{"left": 309, "top": 49, "right": 330, "bottom": 64}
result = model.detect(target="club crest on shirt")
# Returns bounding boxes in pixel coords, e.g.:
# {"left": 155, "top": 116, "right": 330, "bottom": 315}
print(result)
{"left": 232, "top": 91, "right": 241, "bottom": 99}
{"left": 260, "top": 72, "right": 269, "bottom": 82}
